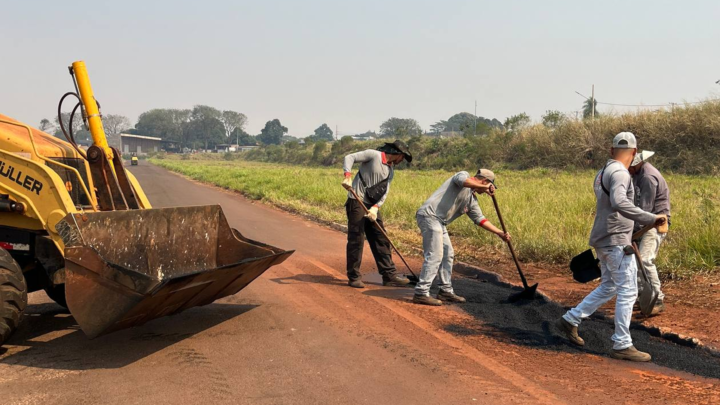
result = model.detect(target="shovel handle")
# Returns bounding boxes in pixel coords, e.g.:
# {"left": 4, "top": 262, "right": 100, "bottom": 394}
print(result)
{"left": 345, "top": 187, "right": 418, "bottom": 278}
{"left": 632, "top": 215, "right": 667, "bottom": 241}
{"left": 490, "top": 194, "right": 530, "bottom": 289}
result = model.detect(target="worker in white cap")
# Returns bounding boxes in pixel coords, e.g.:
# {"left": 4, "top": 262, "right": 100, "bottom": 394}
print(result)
{"left": 629, "top": 150, "right": 670, "bottom": 315}
{"left": 556, "top": 132, "right": 666, "bottom": 362}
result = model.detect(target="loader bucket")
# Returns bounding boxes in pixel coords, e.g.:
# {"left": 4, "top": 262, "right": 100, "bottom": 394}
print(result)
{"left": 56, "top": 205, "right": 294, "bottom": 339}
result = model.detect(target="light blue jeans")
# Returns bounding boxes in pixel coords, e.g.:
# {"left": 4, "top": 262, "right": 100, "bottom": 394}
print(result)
{"left": 414, "top": 214, "right": 454, "bottom": 296}
{"left": 563, "top": 246, "right": 638, "bottom": 350}
{"left": 637, "top": 228, "right": 667, "bottom": 303}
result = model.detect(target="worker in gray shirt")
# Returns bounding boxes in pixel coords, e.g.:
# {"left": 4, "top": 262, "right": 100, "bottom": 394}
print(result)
{"left": 629, "top": 151, "right": 670, "bottom": 315}
{"left": 557, "top": 132, "right": 666, "bottom": 362}
{"left": 341, "top": 140, "right": 413, "bottom": 289}
{"left": 413, "top": 169, "right": 510, "bottom": 306}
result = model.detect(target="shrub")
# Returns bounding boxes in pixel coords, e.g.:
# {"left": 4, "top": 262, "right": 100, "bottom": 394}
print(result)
{"left": 232, "top": 101, "right": 720, "bottom": 175}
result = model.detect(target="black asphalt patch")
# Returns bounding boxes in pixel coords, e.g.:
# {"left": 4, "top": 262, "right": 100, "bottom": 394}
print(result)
{"left": 439, "top": 274, "right": 720, "bottom": 380}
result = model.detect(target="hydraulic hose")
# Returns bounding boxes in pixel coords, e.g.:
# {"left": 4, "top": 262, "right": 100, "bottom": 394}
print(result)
{"left": 57, "top": 92, "right": 88, "bottom": 159}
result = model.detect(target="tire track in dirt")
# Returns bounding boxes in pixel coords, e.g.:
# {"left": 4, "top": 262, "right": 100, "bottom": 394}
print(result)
{"left": 166, "top": 346, "right": 234, "bottom": 401}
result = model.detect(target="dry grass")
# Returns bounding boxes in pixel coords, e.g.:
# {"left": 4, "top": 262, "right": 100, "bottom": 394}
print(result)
{"left": 230, "top": 100, "right": 720, "bottom": 175}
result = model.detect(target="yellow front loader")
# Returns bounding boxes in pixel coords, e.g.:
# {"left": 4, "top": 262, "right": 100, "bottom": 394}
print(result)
{"left": 0, "top": 61, "right": 293, "bottom": 344}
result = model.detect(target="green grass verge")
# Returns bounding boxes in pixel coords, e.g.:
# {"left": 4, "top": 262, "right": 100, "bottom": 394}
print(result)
{"left": 150, "top": 159, "right": 719, "bottom": 279}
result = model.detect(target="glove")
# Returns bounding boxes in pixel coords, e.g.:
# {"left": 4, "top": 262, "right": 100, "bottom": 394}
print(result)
{"left": 365, "top": 206, "right": 378, "bottom": 222}
{"left": 342, "top": 175, "right": 353, "bottom": 190}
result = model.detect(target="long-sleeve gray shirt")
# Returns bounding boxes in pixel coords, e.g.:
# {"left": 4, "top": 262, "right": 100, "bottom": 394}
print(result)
{"left": 343, "top": 149, "right": 394, "bottom": 207}
{"left": 589, "top": 160, "right": 657, "bottom": 248}
{"left": 417, "top": 171, "right": 486, "bottom": 226}
{"left": 633, "top": 162, "right": 671, "bottom": 232}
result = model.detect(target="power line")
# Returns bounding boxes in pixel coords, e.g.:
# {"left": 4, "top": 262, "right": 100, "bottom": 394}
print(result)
{"left": 597, "top": 101, "right": 672, "bottom": 107}
{"left": 574, "top": 91, "right": 715, "bottom": 108}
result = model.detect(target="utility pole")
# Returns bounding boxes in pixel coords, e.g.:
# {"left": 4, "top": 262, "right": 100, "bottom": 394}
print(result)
{"left": 335, "top": 124, "right": 338, "bottom": 141}
{"left": 591, "top": 84, "right": 595, "bottom": 120}
{"left": 474, "top": 100, "right": 477, "bottom": 136}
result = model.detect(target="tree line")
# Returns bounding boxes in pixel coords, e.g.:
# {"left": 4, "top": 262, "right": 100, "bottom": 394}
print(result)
{"left": 39, "top": 99, "right": 599, "bottom": 148}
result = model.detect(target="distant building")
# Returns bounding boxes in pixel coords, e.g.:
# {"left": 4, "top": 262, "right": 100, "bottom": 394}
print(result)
{"left": 238, "top": 145, "right": 259, "bottom": 152}
{"left": 351, "top": 134, "right": 376, "bottom": 142}
{"left": 216, "top": 144, "right": 240, "bottom": 152}
{"left": 120, "top": 134, "right": 163, "bottom": 155}
{"left": 439, "top": 131, "right": 462, "bottom": 138}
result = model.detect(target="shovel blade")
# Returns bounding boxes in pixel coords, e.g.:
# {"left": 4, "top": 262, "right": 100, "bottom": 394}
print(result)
{"left": 570, "top": 249, "right": 601, "bottom": 283}
{"left": 508, "top": 283, "right": 539, "bottom": 302}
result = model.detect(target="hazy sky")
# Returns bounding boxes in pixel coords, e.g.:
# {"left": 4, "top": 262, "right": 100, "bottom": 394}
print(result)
{"left": 2, "top": 0, "right": 719, "bottom": 137}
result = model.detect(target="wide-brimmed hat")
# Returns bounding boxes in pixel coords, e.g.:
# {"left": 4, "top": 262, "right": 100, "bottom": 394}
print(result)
{"left": 631, "top": 150, "right": 655, "bottom": 166}
{"left": 382, "top": 140, "right": 413, "bottom": 163}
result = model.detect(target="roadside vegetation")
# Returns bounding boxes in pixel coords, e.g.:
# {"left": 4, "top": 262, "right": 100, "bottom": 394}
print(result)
{"left": 150, "top": 159, "right": 719, "bottom": 279}
{"left": 234, "top": 101, "right": 720, "bottom": 175}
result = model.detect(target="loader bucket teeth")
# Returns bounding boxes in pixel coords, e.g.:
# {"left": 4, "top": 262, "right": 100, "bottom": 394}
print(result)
{"left": 56, "top": 205, "right": 293, "bottom": 339}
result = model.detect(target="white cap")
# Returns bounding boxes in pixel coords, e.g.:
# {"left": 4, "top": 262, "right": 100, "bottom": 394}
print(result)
{"left": 632, "top": 150, "right": 655, "bottom": 166}
{"left": 613, "top": 132, "right": 637, "bottom": 149}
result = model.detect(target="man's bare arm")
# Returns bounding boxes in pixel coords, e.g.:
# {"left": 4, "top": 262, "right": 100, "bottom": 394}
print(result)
{"left": 462, "top": 178, "right": 495, "bottom": 195}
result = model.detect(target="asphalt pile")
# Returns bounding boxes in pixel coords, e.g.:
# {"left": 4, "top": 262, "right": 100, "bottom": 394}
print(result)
{"left": 444, "top": 275, "right": 720, "bottom": 379}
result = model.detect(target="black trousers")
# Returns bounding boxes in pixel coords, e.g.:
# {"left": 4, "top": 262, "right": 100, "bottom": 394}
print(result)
{"left": 345, "top": 198, "right": 396, "bottom": 281}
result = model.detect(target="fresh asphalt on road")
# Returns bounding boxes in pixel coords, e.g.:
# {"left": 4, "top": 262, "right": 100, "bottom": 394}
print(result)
{"left": 1, "top": 162, "right": 718, "bottom": 405}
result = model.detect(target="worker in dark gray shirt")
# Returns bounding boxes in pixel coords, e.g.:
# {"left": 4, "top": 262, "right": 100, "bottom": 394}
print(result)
{"left": 341, "top": 140, "right": 413, "bottom": 289}
{"left": 413, "top": 169, "right": 510, "bottom": 306}
{"left": 557, "top": 132, "right": 665, "bottom": 363}
{"left": 629, "top": 151, "right": 670, "bottom": 315}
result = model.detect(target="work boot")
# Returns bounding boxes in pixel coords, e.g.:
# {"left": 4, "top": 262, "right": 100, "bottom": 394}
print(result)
{"left": 348, "top": 279, "right": 365, "bottom": 289}
{"left": 437, "top": 290, "right": 466, "bottom": 303}
{"left": 555, "top": 317, "right": 585, "bottom": 346}
{"left": 611, "top": 346, "right": 652, "bottom": 362}
{"left": 413, "top": 294, "right": 442, "bottom": 306}
{"left": 382, "top": 273, "right": 411, "bottom": 287}
{"left": 650, "top": 301, "right": 665, "bottom": 316}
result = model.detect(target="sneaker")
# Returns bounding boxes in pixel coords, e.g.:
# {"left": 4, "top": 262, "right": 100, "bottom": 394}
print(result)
{"left": 555, "top": 317, "right": 585, "bottom": 346}
{"left": 348, "top": 279, "right": 365, "bottom": 289}
{"left": 650, "top": 301, "right": 665, "bottom": 316}
{"left": 413, "top": 294, "right": 442, "bottom": 306}
{"left": 382, "top": 274, "right": 411, "bottom": 287}
{"left": 611, "top": 346, "right": 652, "bottom": 362}
{"left": 437, "top": 291, "right": 466, "bottom": 303}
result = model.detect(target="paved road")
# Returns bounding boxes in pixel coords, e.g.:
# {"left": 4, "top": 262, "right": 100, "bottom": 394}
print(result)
{"left": 1, "top": 163, "right": 717, "bottom": 405}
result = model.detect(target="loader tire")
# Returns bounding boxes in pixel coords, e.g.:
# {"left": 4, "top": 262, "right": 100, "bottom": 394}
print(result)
{"left": 44, "top": 285, "right": 67, "bottom": 309}
{"left": 0, "top": 249, "right": 27, "bottom": 346}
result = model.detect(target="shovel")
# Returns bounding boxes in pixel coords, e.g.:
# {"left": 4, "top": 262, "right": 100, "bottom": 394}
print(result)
{"left": 345, "top": 187, "right": 420, "bottom": 284}
{"left": 490, "top": 194, "right": 538, "bottom": 302}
